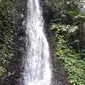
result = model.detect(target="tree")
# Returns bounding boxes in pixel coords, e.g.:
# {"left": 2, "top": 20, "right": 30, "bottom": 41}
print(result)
{"left": 46, "top": 0, "right": 85, "bottom": 84}
{"left": 0, "top": 0, "right": 15, "bottom": 83}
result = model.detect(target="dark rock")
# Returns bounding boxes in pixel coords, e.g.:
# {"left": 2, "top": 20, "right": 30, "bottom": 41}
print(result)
{"left": 2, "top": 0, "right": 27, "bottom": 85}
{"left": 42, "top": 1, "right": 70, "bottom": 85}
{"left": 2, "top": 73, "right": 22, "bottom": 85}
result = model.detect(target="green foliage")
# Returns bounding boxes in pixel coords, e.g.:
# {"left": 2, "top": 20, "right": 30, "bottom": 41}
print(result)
{"left": 0, "top": 0, "right": 14, "bottom": 77}
{"left": 50, "top": 23, "right": 85, "bottom": 84}
{"left": 50, "top": 23, "right": 85, "bottom": 85}
{"left": 0, "top": 0, "right": 85, "bottom": 85}
{"left": 49, "top": 0, "right": 85, "bottom": 84}
{"left": 58, "top": 48, "right": 85, "bottom": 85}
{"left": 0, "top": 66, "right": 5, "bottom": 76}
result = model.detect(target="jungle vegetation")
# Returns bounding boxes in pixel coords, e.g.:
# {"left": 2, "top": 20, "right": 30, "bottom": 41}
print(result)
{"left": 46, "top": 0, "right": 85, "bottom": 85}
{"left": 0, "top": 0, "right": 85, "bottom": 85}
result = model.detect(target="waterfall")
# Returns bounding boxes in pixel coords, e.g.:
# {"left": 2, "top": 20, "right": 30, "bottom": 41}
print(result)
{"left": 23, "top": 0, "right": 51, "bottom": 85}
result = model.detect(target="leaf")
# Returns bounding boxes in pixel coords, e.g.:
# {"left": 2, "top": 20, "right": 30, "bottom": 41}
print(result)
{"left": 68, "top": 10, "right": 77, "bottom": 16}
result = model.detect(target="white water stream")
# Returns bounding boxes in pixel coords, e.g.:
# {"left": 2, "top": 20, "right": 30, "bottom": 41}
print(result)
{"left": 23, "top": 0, "right": 51, "bottom": 85}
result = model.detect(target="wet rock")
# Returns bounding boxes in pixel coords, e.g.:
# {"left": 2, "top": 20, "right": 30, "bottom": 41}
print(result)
{"left": 42, "top": 1, "right": 70, "bottom": 85}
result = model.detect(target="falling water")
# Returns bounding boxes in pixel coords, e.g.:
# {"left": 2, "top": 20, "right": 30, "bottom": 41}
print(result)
{"left": 23, "top": 0, "right": 51, "bottom": 85}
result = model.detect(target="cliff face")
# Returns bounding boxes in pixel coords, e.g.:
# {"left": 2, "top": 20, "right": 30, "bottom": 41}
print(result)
{"left": 42, "top": 1, "right": 69, "bottom": 85}
{"left": 2, "top": 0, "right": 27, "bottom": 85}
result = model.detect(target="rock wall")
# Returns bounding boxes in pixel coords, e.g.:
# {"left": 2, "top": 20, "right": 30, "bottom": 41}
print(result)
{"left": 2, "top": 0, "right": 27, "bottom": 85}
{"left": 42, "top": 1, "right": 70, "bottom": 85}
